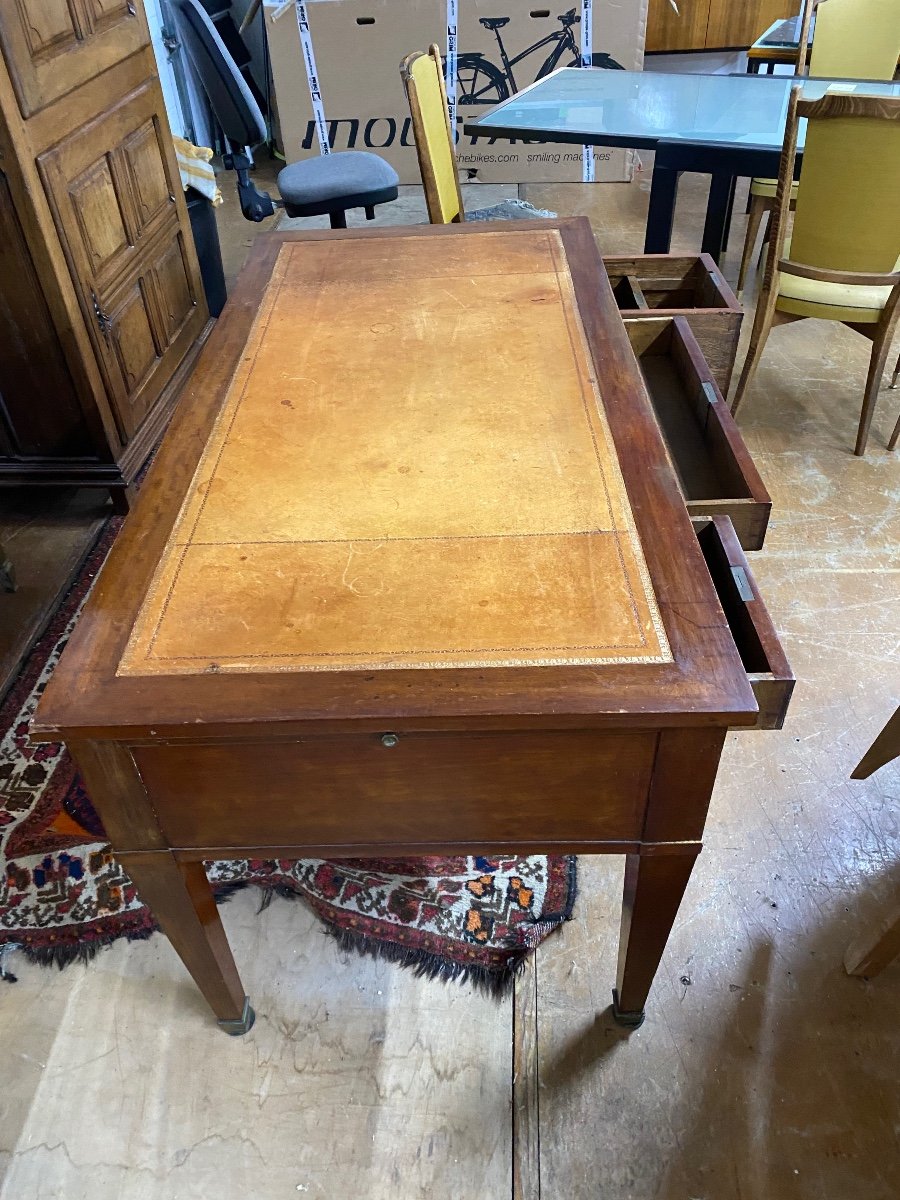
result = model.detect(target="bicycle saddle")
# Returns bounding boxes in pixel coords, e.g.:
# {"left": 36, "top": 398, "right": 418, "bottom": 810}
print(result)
{"left": 558, "top": 8, "right": 578, "bottom": 25}
{"left": 479, "top": 16, "right": 510, "bottom": 29}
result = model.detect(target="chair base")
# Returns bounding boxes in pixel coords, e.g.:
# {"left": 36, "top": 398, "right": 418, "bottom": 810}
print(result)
{"left": 282, "top": 185, "right": 399, "bottom": 224}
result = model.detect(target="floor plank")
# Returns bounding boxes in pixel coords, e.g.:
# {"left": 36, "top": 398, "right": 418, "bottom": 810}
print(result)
{"left": 512, "top": 955, "right": 540, "bottom": 1200}
{"left": 1, "top": 890, "right": 513, "bottom": 1199}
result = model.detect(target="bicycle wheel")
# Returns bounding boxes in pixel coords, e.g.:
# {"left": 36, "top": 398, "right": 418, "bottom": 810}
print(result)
{"left": 559, "top": 47, "right": 627, "bottom": 71}
{"left": 590, "top": 52, "right": 625, "bottom": 70}
{"left": 455, "top": 54, "right": 510, "bottom": 105}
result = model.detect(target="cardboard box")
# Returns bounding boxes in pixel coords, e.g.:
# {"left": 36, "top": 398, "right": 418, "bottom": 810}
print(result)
{"left": 264, "top": 0, "right": 647, "bottom": 184}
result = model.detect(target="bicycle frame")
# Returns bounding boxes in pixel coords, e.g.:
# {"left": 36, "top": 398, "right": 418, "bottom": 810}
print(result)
{"left": 487, "top": 24, "right": 578, "bottom": 94}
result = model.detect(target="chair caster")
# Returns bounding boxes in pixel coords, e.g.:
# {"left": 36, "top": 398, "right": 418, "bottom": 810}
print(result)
{"left": 217, "top": 996, "right": 255, "bottom": 1036}
{"left": 611, "top": 989, "right": 645, "bottom": 1029}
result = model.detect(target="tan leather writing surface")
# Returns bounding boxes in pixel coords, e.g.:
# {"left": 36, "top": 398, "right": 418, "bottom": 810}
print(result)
{"left": 119, "top": 230, "right": 671, "bottom": 675}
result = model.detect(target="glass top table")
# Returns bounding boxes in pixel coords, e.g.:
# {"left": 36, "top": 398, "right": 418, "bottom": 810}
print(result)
{"left": 758, "top": 15, "right": 807, "bottom": 48}
{"left": 463, "top": 70, "right": 900, "bottom": 262}
{"left": 464, "top": 68, "right": 900, "bottom": 155}
{"left": 746, "top": 16, "right": 812, "bottom": 76}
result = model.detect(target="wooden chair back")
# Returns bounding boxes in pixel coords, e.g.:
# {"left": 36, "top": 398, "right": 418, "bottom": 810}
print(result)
{"left": 400, "top": 46, "right": 465, "bottom": 224}
{"left": 809, "top": 0, "right": 900, "bottom": 80}
{"left": 795, "top": 0, "right": 818, "bottom": 75}
{"left": 768, "top": 88, "right": 900, "bottom": 282}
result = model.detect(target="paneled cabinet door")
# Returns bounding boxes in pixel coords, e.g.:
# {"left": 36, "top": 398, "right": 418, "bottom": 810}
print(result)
{"left": 0, "top": 0, "right": 149, "bottom": 117}
{"left": 38, "top": 81, "right": 206, "bottom": 443}
{"left": 99, "top": 229, "right": 201, "bottom": 439}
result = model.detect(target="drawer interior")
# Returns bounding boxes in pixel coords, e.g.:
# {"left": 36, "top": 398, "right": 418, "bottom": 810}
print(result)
{"left": 693, "top": 516, "right": 794, "bottom": 730}
{"left": 626, "top": 317, "right": 770, "bottom": 550}
{"left": 641, "top": 351, "right": 752, "bottom": 503}
{"left": 606, "top": 255, "right": 735, "bottom": 312}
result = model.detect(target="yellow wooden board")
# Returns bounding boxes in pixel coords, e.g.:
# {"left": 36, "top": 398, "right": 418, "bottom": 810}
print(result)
{"left": 119, "top": 230, "right": 670, "bottom": 675}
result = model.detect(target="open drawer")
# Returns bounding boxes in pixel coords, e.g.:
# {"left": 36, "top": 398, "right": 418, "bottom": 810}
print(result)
{"left": 627, "top": 316, "right": 771, "bottom": 551}
{"left": 694, "top": 515, "right": 794, "bottom": 731}
{"left": 604, "top": 253, "right": 742, "bottom": 391}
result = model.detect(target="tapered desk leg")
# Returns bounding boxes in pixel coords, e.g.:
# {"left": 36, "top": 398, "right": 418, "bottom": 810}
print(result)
{"left": 119, "top": 851, "right": 254, "bottom": 1035}
{"left": 613, "top": 851, "right": 698, "bottom": 1028}
{"left": 644, "top": 160, "right": 681, "bottom": 254}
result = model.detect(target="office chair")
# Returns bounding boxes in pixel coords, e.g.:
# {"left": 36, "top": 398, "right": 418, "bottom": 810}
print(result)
{"left": 173, "top": 0, "right": 399, "bottom": 226}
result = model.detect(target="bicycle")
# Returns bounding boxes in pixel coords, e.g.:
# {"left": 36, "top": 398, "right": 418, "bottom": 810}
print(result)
{"left": 455, "top": 8, "right": 624, "bottom": 106}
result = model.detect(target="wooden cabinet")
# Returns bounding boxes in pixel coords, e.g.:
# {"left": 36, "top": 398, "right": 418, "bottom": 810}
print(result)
{"left": 706, "top": 0, "right": 800, "bottom": 50}
{"left": 647, "top": 0, "right": 801, "bottom": 53}
{"left": 646, "top": 0, "right": 713, "bottom": 53}
{"left": 0, "top": 0, "right": 208, "bottom": 509}
{"left": 0, "top": 0, "right": 148, "bottom": 116}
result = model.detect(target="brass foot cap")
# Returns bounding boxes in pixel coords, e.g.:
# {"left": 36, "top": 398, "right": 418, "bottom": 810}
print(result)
{"left": 218, "top": 997, "right": 255, "bottom": 1036}
{"left": 611, "top": 989, "right": 645, "bottom": 1029}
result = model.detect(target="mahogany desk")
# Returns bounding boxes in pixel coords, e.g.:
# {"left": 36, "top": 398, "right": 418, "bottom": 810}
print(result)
{"left": 32, "top": 220, "right": 792, "bottom": 1034}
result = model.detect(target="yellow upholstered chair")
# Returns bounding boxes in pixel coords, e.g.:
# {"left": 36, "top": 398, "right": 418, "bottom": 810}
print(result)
{"left": 400, "top": 45, "right": 553, "bottom": 225}
{"left": 737, "top": 0, "right": 900, "bottom": 294}
{"left": 731, "top": 86, "right": 900, "bottom": 457}
{"left": 400, "top": 45, "right": 466, "bottom": 224}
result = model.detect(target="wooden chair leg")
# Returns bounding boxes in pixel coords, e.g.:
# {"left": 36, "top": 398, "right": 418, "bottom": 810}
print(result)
{"left": 853, "top": 312, "right": 900, "bottom": 457}
{"left": 845, "top": 901, "right": 900, "bottom": 978}
{"left": 852, "top": 706, "right": 900, "bottom": 780}
{"left": 889, "top": 344, "right": 900, "bottom": 449}
{"left": 730, "top": 282, "right": 782, "bottom": 417}
{"left": 737, "top": 194, "right": 770, "bottom": 295}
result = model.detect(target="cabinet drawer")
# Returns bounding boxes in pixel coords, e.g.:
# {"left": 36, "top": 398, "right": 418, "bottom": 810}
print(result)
{"left": 605, "top": 253, "right": 742, "bottom": 390}
{"left": 132, "top": 729, "right": 657, "bottom": 851}
{"left": 627, "top": 316, "right": 771, "bottom": 550}
{"left": 693, "top": 516, "right": 794, "bottom": 730}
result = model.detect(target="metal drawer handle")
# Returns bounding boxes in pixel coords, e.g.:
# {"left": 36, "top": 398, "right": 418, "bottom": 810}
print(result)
{"left": 381, "top": 733, "right": 399, "bottom": 748}
{"left": 730, "top": 565, "right": 754, "bottom": 603}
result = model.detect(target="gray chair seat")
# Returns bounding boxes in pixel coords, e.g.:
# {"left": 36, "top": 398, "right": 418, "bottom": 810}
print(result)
{"left": 174, "top": 0, "right": 398, "bottom": 228}
{"left": 278, "top": 152, "right": 399, "bottom": 218}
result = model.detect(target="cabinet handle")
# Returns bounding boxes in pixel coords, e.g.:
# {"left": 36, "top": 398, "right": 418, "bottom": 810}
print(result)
{"left": 380, "top": 733, "right": 399, "bottom": 748}
{"left": 91, "top": 290, "right": 112, "bottom": 342}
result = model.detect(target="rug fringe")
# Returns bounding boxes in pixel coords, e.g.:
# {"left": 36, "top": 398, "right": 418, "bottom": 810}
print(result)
{"left": 2, "top": 924, "right": 158, "bottom": 979}
{"left": 327, "top": 923, "right": 530, "bottom": 999}
{"left": 223, "top": 881, "right": 546, "bottom": 998}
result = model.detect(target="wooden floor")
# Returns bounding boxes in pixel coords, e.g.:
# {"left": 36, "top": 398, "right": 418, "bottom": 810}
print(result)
{"left": 1, "top": 165, "right": 899, "bottom": 1200}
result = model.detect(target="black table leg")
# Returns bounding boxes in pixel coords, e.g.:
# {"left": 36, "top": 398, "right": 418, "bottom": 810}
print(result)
{"left": 701, "top": 172, "right": 738, "bottom": 264}
{"left": 644, "top": 163, "right": 681, "bottom": 254}
{"left": 723, "top": 173, "right": 738, "bottom": 252}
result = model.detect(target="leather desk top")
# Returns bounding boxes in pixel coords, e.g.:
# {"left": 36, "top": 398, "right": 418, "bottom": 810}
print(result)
{"left": 33, "top": 220, "right": 757, "bottom": 738}
{"left": 120, "top": 229, "right": 670, "bottom": 676}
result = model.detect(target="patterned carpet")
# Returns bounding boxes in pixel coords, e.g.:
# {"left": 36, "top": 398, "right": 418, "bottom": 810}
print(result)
{"left": 0, "top": 519, "right": 576, "bottom": 993}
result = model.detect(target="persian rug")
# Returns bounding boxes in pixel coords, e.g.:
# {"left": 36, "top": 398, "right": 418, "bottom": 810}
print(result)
{"left": 0, "top": 521, "right": 576, "bottom": 994}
